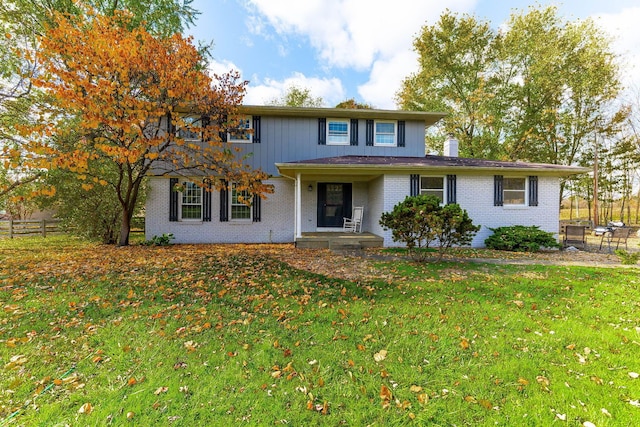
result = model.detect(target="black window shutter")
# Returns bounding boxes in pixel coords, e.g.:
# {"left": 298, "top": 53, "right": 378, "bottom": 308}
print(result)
{"left": 318, "top": 118, "right": 326, "bottom": 145}
{"left": 169, "top": 178, "right": 179, "bottom": 221}
{"left": 252, "top": 194, "right": 261, "bottom": 222}
{"left": 494, "top": 175, "right": 504, "bottom": 206}
{"left": 410, "top": 174, "right": 420, "bottom": 197}
{"left": 203, "top": 179, "right": 212, "bottom": 222}
{"left": 201, "top": 115, "right": 210, "bottom": 141}
{"left": 529, "top": 176, "right": 539, "bottom": 207}
{"left": 366, "top": 120, "right": 374, "bottom": 146}
{"left": 252, "top": 116, "right": 261, "bottom": 143}
{"left": 447, "top": 174, "right": 457, "bottom": 204}
{"left": 219, "top": 179, "right": 229, "bottom": 222}
{"left": 167, "top": 113, "right": 175, "bottom": 135}
{"left": 398, "top": 121, "right": 405, "bottom": 147}
{"left": 219, "top": 114, "right": 227, "bottom": 142}
{"left": 350, "top": 119, "right": 358, "bottom": 146}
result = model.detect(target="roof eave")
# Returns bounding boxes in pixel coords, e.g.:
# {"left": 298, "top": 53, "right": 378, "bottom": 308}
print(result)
{"left": 275, "top": 162, "right": 589, "bottom": 178}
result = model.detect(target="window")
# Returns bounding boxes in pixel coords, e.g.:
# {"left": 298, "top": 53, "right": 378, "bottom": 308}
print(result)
{"left": 374, "top": 121, "right": 396, "bottom": 146}
{"left": 420, "top": 176, "right": 444, "bottom": 202}
{"left": 228, "top": 116, "right": 252, "bottom": 143}
{"left": 327, "top": 119, "right": 349, "bottom": 145}
{"left": 503, "top": 177, "right": 526, "bottom": 205}
{"left": 177, "top": 116, "right": 200, "bottom": 141}
{"left": 231, "top": 183, "right": 251, "bottom": 220}
{"left": 181, "top": 182, "right": 202, "bottom": 219}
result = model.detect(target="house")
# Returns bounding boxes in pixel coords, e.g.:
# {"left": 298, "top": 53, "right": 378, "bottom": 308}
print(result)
{"left": 145, "top": 105, "right": 586, "bottom": 247}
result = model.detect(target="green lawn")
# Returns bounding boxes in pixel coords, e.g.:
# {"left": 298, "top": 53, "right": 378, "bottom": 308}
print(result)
{"left": 0, "top": 236, "right": 639, "bottom": 426}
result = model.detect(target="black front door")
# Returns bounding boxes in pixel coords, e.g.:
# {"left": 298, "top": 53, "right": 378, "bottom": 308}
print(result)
{"left": 317, "top": 183, "right": 352, "bottom": 227}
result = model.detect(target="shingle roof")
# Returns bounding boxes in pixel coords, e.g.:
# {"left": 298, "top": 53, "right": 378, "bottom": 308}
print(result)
{"left": 276, "top": 155, "right": 588, "bottom": 175}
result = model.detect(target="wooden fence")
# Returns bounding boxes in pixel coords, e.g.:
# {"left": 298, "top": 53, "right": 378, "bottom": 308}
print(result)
{"left": 0, "top": 219, "right": 62, "bottom": 238}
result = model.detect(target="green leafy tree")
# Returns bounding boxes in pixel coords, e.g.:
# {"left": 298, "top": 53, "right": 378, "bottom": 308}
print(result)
{"left": 398, "top": 5, "right": 624, "bottom": 182}
{"left": 335, "top": 98, "right": 373, "bottom": 109}
{"left": 379, "top": 195, "right": 479, "bottom": 261}
{"left": 397, "top": 11, "right": 504, "bottom": 159}
{"left": 268, "top": 85, "right": 324, "bottom": 107}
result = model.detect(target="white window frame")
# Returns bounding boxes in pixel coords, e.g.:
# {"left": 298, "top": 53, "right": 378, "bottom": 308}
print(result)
{"left": 230, "top": 183, "right": 252, "bottom": 221}
{"left": 420, "top": 176, "right": 445, "bottom": 203}
{"left": 326, "top": 119, "right": 350, "bottom": 145}
{"left": 228, "top": 116, "right": 253, "bottom": 143}
{"left": 503, "top": 177, "right": 527, "bottom": 206}
{"left": 180, "top": 181, "right": 202, "bottom": 220}
{"left": 374, "top": 120, "right": 396, "bottom": 146}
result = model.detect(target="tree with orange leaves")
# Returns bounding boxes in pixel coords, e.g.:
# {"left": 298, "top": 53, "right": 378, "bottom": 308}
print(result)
{"left": 18, "top": 8, "right": 270, "bottom": 245}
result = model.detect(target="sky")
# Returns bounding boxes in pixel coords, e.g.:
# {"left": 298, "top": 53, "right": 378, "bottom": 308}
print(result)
{"left": 187, "top": 0, "right": 640, "bottom": 109}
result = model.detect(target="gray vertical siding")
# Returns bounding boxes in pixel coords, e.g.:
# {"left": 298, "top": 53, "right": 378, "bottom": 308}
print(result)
{"left": 234, "top": 117, "right": 427, "bottom": 175}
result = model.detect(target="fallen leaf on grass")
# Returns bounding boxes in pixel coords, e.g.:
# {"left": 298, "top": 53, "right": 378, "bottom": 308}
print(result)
{"left": 154, "top": 386, "right": 168, "bottom": 395}
{"left": 374, "top": 349, "right": 387, "bottom": 362}
{"left": 78, "top": 402, "right": 92, "bottom": 414}
{"left": 410, "top": 385, "right": 423, "bottom": 393}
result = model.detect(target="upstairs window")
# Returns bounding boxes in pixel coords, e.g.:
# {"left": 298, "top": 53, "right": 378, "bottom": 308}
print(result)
{"left": 327, "top": 119, "right": 350, "bottom": 145}
{"left": 181, "top": 181, "right": 202, "bottom": 220}
{"left": 420, "top": 176, "right": 444, "bottom": 203}
{"left": 177, "top": 116, "right": 200, "bottom": 140}
{"left": 503, "top": 177, "right": 526, "bottom": 205}
{"left": 228, "top": 116, "right": 252, "bottom": 143}
{"left": 374, "top": 121, "right": 396, "bottom": 146}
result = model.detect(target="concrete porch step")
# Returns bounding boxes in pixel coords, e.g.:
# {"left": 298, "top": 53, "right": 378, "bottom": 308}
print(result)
{"left": 295, "top": 232, "right": 383, "bottom": 250}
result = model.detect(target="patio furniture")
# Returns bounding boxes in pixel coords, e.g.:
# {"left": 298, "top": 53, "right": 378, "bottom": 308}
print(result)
{"left": 343, "top": 206, "right": 363, "bottom": 233}
{"left": 563, "top": 225, "right": 586, "bottom": 249}
{"left": 599, "top": 227, "right": 632, "bottom": 252}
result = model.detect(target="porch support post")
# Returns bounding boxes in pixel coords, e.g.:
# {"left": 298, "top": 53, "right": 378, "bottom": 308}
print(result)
{"left": 295, "top": 173, "right": 302, "bottom": 239}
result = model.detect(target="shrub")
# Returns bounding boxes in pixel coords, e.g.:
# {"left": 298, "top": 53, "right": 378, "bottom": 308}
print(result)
{"left": 379, "top": 195, "right": 480, "bottom": 261}
{"left": 614, "top": 249, "right": 640, "bottom": 265}
{"left": 484, "top": 225, "right": 560, "bottom": 252}
{"left": 142, "top": 233, "right": 175, "bottom": 246}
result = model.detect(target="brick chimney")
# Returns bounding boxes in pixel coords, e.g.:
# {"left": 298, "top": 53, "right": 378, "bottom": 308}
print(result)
{"left": 444, "top": 134, "right": 458, "bottom": 157}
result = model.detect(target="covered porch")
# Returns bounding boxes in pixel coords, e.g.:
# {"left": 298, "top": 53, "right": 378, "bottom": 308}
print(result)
{"left": 295, "top": 232, "right": 384, "bottom": 250}
{"left": 276, "top": 158, "right": 389, "bottom": 243}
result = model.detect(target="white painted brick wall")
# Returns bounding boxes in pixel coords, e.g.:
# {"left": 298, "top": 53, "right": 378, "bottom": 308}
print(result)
{"left": 146, "top": 173, "right": 560, "bottom": 248}
{"left": 377, "top": 174, "right": 560, "bottom": 248}
{"left": 456, "top": 174, "right": 560, "bottom": 247}
{"left": 145, "top": 177, "right": 295, "bottom": 244}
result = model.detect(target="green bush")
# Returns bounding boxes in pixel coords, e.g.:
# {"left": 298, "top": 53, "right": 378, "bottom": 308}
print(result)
{"left": 141, "top": 233, "right": 174, "bottom": 246}
{"left": 379, "top": 195, "right": 480, "bottom": 261}
{"left": 484, "top": 225, "right": 561, "bottom": 252}
{"left": 614, "top": 249, "right": 640, "bottom": 265}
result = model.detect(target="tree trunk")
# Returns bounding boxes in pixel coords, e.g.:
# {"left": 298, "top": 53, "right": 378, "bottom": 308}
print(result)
{"left": 118, "top": 208, "right": 130, "bottom": 246}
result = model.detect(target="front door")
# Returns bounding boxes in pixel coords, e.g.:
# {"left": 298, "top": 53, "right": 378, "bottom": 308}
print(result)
{"left": 317, "top": 183, "right": 352, "bottom": 227}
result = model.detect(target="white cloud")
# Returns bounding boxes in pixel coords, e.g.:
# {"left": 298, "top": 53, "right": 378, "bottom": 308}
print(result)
{"left": 246, "top": 0, "right": 474, "bottom": 70}
{"left": 358, "top": 50, "right": 418, "bottom": 109}
{"left": 245, "top": 0, "right": 477, "bottom": 107}
{"left": 244, "top": 72, "right": 345, "bottom": 106}
{"left": 592, "top": 7, "right": 640, "bottom": 92}
{"left": 207, "top": 58, "right": 242, "bottom": 77}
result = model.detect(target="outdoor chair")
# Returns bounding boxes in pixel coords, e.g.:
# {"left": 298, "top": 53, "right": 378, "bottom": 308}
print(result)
{"left": 563, "top": 225, "right": 586, "bottom": 250}
{"left": 343, "top": 206, "right": 363, "bottom": 233}
{"left": 599, "top": 227, "right": 632, "bottom": 252}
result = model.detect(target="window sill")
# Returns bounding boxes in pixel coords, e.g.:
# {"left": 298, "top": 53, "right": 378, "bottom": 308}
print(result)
{"left": 502, "top": 205, "right": 529, "bottom": 210}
